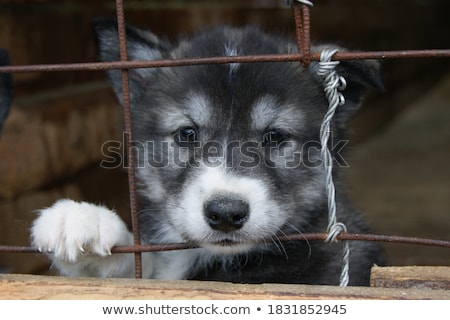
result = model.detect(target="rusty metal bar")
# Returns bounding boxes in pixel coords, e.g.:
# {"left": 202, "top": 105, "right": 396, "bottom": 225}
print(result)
{"left": 110, "top": 234, "right": 450, "bottom": 252}
{"left": 1, "top": 233, "right": 449, "bottom": 255}
{"left": 293, "top": 2, "right": 312, "bottom": 67}
{"left": 114, "top": 0, "right": 142, "bottom": 279}
{"left": 108, "top": 234, "right": 450, "bottom": 252}
{"left": 0, "top": 50, "right": 449, "bottom": 75}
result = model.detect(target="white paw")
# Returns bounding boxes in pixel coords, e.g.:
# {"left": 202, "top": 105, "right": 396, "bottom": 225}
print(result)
{"left": 31, "top": 199, "right": 133, "bottom": 263}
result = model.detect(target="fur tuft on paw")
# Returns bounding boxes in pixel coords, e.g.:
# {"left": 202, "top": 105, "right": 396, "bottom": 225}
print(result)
{"left": 31, "top": 199, "right": 132, "bottom": 263}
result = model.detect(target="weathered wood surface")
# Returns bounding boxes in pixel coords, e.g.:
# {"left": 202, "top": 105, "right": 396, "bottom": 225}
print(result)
{"left": 371, "top": 266, "right": 450, "bottom": 290}
{"left": 0, "top": 272, "right": 449, "bottom": 300}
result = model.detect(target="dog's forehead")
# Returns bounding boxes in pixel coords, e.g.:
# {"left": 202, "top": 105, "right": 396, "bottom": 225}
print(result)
{"left": 153, "top": 28, "right": 323, "bottom": 134}
{"left": 250, "top": 95, "right": 305, "bottom": 132}
{"left": 158, "top": 92, "right": 212, "bottom": 131}
{"left": 157, "top": 91, "right": 307, "bottom": 135}
{"left": 154, "top": 65, "right": 318, "bottom": 135}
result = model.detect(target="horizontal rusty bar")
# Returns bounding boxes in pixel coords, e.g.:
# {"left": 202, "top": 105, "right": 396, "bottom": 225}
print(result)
{"left": 280, "top": 233, "right": 450, "bottom": 248}
{"left": 1, "top": 233, "right": 449, "bottom": 254}
{"left": 0, "top": 50, "right": 449, "bottom": 74}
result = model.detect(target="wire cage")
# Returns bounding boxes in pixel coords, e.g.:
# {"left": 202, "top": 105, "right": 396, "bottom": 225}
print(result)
{"left": 0, "top": 0, "right": 449, "bottom": 297}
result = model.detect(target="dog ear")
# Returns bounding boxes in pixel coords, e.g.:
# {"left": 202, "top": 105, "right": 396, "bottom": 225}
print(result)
{"left": 334, "top": 58, "right": 383, "bottom": 127}
{"left": 309, "top": 47, "right": 383, "bottom": 127}
{"left": 92, "top": 18, "right": 171, "bottom": 105}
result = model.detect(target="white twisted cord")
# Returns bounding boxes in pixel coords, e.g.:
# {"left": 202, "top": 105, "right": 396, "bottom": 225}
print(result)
{"left": 317, "top": 49, "right": 350, "bottom": 287}
{"left": 285, "top": 0, "right": 314, "bottom": 7}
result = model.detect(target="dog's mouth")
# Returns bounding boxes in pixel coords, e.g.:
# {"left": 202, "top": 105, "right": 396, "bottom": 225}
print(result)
{"left": 201, "top": 237, "right": 255, "bottom": 254}
{"left": 211, "top": 239, "right": 240, "bottom": 246}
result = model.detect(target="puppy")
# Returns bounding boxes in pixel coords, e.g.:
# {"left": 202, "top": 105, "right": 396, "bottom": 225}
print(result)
{"left": 31, "top": 21, "right": 383, "bottom": 285}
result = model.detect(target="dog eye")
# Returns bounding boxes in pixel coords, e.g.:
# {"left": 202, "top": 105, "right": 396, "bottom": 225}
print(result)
{"left": 174, "top": 127, "right": 198, "bottom": 146}
{"left": 263, "top": 129, "right": 286, "bottom": 146}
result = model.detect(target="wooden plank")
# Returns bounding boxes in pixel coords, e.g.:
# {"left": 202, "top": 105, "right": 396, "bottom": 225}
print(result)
{"left": 1, "top": 273, "right": 449, "bottom": 300}
{"left": 371, "top": 266, "right": 450, "bottom": 290}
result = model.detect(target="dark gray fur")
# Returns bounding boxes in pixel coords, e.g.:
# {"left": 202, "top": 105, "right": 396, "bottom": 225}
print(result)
{"left": 93, "top": 19, "right": 383, "bottom": 286}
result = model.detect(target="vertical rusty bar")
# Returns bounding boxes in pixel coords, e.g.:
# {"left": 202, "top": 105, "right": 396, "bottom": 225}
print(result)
{"left": 293, "top": 2, "right": 312, "bottom": 67}
{"left": 114, "top": 0, "right": 142, "bottom": 279}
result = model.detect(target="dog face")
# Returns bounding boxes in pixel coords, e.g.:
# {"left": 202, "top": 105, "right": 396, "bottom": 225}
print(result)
{"left": 94, "top": 21, "right": 381, "bottom": 255}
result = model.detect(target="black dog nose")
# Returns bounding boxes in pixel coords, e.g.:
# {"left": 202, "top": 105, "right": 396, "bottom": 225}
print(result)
{"left": 204, "top": 197, "right": 249, "bottom": 233}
